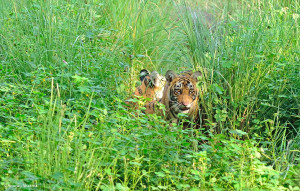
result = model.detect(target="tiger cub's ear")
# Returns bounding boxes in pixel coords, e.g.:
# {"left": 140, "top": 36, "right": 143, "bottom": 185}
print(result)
{"left": 191, "top": 71, "right": 202, "bottom": 82}
{"left": 165, "top": 70, "right": 177, "bottom": 83}
{"left": 139, "top": 69, "right": 150, "bottom": 81}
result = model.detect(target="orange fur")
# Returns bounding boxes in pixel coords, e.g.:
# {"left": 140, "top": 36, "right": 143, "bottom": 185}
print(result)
{"left": 126, "top": 69, "right": 165, "bottom": 114}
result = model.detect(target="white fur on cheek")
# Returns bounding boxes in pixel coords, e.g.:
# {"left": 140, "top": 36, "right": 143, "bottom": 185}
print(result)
{"left": 155, "top": 88, "right": 164, "bottom": 100}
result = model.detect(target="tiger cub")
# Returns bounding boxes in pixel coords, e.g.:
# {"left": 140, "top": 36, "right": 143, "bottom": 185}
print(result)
{"left": 160, "top": 70, "right": 202, "bottom": 125}
{"left": 126, "top": 69, "right": 165, "bottom": 114}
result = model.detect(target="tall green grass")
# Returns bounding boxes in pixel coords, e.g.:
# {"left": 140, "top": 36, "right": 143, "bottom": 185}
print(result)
{"left": 182, "top": 0, "right": 299, "bottom": 129}
{"left": 0, "top": 0, "right": 299, "bottom": 190}
{"left": 181, "top": 0, "right": 299, "bottom": 167}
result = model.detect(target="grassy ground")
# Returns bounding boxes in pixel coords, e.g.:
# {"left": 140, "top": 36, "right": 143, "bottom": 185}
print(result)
{"left": 0, "top": 0, "right": 299, "bottom": 190}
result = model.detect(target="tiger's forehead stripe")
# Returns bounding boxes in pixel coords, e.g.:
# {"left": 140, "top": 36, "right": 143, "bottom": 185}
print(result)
{"left": 173, "top": 78, "right": 195, "bottom": 89}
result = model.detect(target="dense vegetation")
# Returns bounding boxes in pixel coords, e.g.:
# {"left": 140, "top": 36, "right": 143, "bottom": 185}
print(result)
{"left": 0, "top": 0, "right": 299, "bottom": 190}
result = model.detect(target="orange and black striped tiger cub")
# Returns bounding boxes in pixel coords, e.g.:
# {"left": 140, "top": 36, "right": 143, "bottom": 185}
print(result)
{"left": 126, "top": 69, "right": 166, "bottom": 114}
{"left": 160, "top": 70, "right": 202, "bottom": 125}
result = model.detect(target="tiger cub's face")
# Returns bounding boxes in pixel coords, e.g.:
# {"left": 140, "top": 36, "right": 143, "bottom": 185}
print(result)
{"left": 165, "top": 70, "right": 202, "bottom": 116}
{"left": 134, "top": 69, "right": 166, "bottom": 101}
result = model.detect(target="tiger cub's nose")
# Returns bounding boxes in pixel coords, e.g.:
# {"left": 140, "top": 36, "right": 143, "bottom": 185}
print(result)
{"left": 182, "top": 101, "right": 191, "bottom": 109}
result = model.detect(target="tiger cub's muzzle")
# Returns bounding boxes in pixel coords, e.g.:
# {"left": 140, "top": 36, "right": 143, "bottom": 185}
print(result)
{"left": 179, "top": 102, "right": 192, "bottom": 113}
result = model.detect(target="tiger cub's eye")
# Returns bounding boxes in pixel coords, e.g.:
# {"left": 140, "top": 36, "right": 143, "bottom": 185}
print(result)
{"left": 189, "top": 90, "right": 195, "bottom": 94}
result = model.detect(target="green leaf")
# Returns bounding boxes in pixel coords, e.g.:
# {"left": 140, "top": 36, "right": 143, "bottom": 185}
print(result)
{"left": 51, "top": 172, "right": 64, "bottom": 180}
{"left": 129, "top": 161, "right": 141, "bottom": 166}
{"left": 155, "top": 171, "right": 166, "bottom": 177}
{"left": 221, "top": 61, "right": 233, "bottom": 68}
{"left": 229, "top": 129, "right": 248, "bottom": 136}
{"left": 212, "top": 83, "right": 224, "bottom": 95}
{"left": 115, "top": 183, "right": 129, "bottom": 191}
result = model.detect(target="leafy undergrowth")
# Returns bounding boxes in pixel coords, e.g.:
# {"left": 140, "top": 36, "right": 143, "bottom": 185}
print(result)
{"left": 0, "top": 85, "right": 293, "bottom": 190}
{"left": 0, "top": 82, "right": 299, "bottom": 190}
{"left": 0, "top": 0, "right": 299, "bottom": 190}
